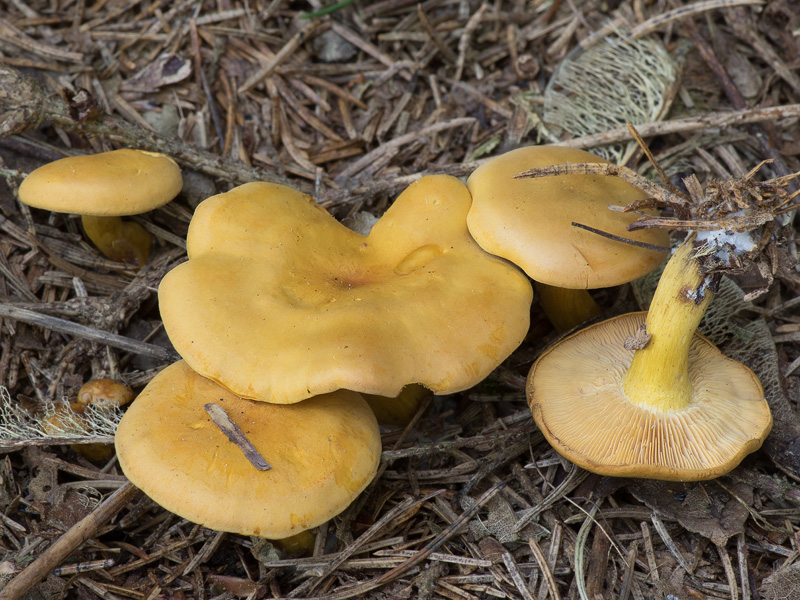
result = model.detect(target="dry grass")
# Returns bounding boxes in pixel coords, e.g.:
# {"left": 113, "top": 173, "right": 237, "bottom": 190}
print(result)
{"left": 1, "top": 0, "right": 800, "bottom": 598}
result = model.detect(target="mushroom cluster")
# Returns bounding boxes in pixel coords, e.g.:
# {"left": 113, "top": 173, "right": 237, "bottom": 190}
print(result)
{"left": 20, "top": 144, "right": 771, "bottom": 539}
{"left": 466, "top": 148, "right": 771, "bottom": 481}
{"left": 115, "top": 172, "right": 534, "bottom": 539}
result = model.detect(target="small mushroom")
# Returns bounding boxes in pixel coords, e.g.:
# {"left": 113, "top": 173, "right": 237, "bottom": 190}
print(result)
{"left": 46, "top": 378, "right": 134, "bottom": 462}
{"left": 75, "top": 378, "right": 135, "bottom": 409}
{"left": 115, "top": 361, "right": 382, "bottom": 538}
{"left": 18, "top": 149, "right": 183, "bottom": 266}
{"left": 527, "top": 238, "right": 772, "bottom": 480}
{"left": 159, "top": 175, "right": 532, "bottom": 404}
{"left": 467, "top": 146, "right": 669, "bottom": 331}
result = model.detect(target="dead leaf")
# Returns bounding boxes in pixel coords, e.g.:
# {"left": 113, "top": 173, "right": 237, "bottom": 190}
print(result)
{"left": 465, "top": 494, "right": 518, "bottom": 544}
{"left": 207, "top": 574, "right": 266, "bottom": 598}
{"left": 120, "top": 55, "right": 192, "bottom": 93}
{"left": 760, "top": 560, "right": 800, "bottom": 600}
{"left": 628, "top": 478, "right": 753, "bottom": 545}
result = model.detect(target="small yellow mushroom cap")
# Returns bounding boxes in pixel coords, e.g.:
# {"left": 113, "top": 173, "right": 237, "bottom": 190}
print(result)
{"left": 115, "top": 361, "right": 382, "bottom": 538}
{"left": 159, "top": 175, "right": 533, "bottom": 403}
{"left": 527, "top": 312, "right": 772, "bottom": 481}
{"left": 467, "top": 146, "right": 670, "bottom": 289}
{"left": 18, "top": 149, "right": 182, "bottom": 216}
{"left": 76, "top": 378, "right": 135, "bottom": 410}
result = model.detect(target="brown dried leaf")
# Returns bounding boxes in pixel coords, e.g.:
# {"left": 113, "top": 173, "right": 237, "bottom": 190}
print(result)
{"left": 760, "top": 560, "right": 800, "bottom": 600}
{"left": 120, "top": 55, "right": 192, "bottom": 93}
{"left": 207, "top": 574, "right": 266, "bottom": 598}
{"left": 628, "top": 478, "right": 753, "bottom": 545}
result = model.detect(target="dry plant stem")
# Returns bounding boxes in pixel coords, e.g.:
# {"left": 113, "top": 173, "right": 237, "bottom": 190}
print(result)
{"left": 0, "top": 435, "right": 115, "bottom": 449}
{"left": 534, "top": 282, "right": 601, "bottom": 332}
{"left": 0, "top": 304, "right": 179, "bottom": 361}
{"left": 0, "top": 65, "right": 299, "bottom": 190}
{"left": 324, "top": 481, "right": 507, "bottom": 600}
{"left": 516, "top": 162, "right": 670, "bottom": 202}
{"left": 555, "top": 104, "right": 800, "bottom": 153}
{"left": 317, "top": 104, "right": 800, "bottom": 207}
{"left": 681, "top": 17, "right": 798, "bottom": 190}
{"left": 622, "top": 239, "right": 713, "bottom": 411}
{"left": 0, "top": 481, "right": 139, "bottom": 600}
{"left": 528, "top": 537, "right": 562, "bottom": 600}
{"left": 239, "top": 19, "right": 328, "bottom": 94}
{"left": 380, "top": 423, "right": 535, "bottom": 461}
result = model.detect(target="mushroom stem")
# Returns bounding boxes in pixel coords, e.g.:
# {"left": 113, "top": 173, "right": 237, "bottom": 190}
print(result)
{"left": 534, "top": 283, "right": 602, "bottom": 332}
{"left": 81, "top": 214, "right": 153, "bottom": 267}
{"left": 362, "top": 384, "right": 432, "bottom": 426}
{"left": 622, "top": 237, "right": 713, "bottom": 412}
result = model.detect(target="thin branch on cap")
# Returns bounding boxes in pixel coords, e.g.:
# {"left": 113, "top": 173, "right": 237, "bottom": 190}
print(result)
{"left": 204, "top": 402, "right": 271, "bottom": 471}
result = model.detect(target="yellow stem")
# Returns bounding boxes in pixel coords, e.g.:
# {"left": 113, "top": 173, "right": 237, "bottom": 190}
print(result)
{"left": 362, "top": 384, "right": 431, "bottom": 426}
{"left": 535, "top": 282, "right": 602, "bottom": 332}
{"left": 622, "top": 238, "right": 713, "bottom": 412}
{"left": 81, "top": 215, "right": 152, "bottom": 267}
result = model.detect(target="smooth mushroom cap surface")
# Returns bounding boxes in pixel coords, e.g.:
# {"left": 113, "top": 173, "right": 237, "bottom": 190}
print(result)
{"left": 115, "top": 361, "right": 381, "bottom": 538}
{"left": 527, "top": 312, "right": 772, "bottom": 481}
{"left": 466, "top": 146, "right": 670, "bottom": 289}
{"left": 18, "top": 149, "right": 183, "bottom": 216}
{"left": 159, "top": 175, "right": 533, "bottom": 403}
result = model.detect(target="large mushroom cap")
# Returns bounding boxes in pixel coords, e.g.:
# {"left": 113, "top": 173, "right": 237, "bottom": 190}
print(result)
{"left": 527, "top": 312, "right": 772, "bottom": 481}
{"left": 467, "top": 146, "right": 669, "bottom": 289}
{"left": 159, "top": 175, "right": 532, "bottom": 403}
{"left": 18, "top": 149, "right": 182, "bottom": 216}
{"left": 115, "top": 361, "right": 381, "bottom": 538}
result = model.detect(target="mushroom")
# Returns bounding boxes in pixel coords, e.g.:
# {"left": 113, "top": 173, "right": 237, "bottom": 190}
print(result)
{"left": 158, "top": 175, "right": 533, "bottom": 404}
{"left": 18, "top": 149, "right": 183, "bottom": 266}
{"left": 75, "top": 377, "right": 136, "bottom": 409}
{"left": 527, "top": 238, "right": 772, "bottom": 480}
{"left": 114, "top": 361, "right": 382, "bottom": 538}
{"left": 46, "top": 378, "right": 134, "bottom": 462}
{"left": 466, "top": 146, "right": 669, "bottom": 331}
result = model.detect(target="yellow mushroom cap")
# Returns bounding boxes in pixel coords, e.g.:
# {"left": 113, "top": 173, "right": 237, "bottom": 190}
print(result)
{"left": 159, "top": 175, "right": 533, "bottom": 403}
{"left": 115, "top": 361, "right": 381, "bottom": 538}
{"left": 76, "top": 378, "right": 135, "bottom": 409}
{"left": 18, "top": 149, "right": 182, "bottom": 216}
{"left": 527, "top": 312, "right": 772, "bottom": 481}
{"left": 467, "top": 146, "right": 670, "bottom": 289}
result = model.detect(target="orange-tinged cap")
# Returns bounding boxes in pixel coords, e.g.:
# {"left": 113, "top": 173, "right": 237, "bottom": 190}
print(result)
{"left": 115, "top": 361, "right": 381, "bottom": 538}
{"left": 467, "top": 146, "right": 669, "bottom": 289}
{"left": 18, "top": 149, "right": 182, "bottom": 216}
{"left": 159, "top": 175, "right": 532, "bottom": 403}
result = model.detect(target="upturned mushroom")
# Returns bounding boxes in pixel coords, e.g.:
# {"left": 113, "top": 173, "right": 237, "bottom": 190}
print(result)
{"left": 18, "top": 149, "right": 183, "bottom": 266}
{"left": 527, "top": 238, "right": 772, "bottom": 481}
{"left": 466, "top": 146, "right": 669, "bottom": 331}
{"left": 158, "top": 175, "right": 533, "bottom": 404}
{"left": 115, "top": 361, "right": 381, "bottom": 538}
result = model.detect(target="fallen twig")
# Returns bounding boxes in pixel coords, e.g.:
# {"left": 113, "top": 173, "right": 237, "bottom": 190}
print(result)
{"left": 0, "top": 304, "right": 179, "bottom": 362}
{"left": 0, "top": 481, "right": 139, "bottom": 600}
